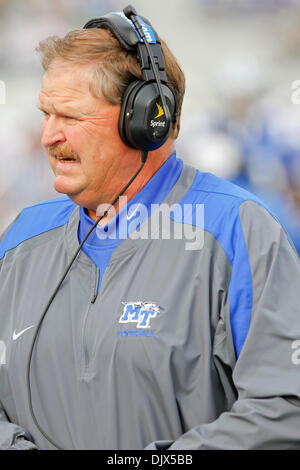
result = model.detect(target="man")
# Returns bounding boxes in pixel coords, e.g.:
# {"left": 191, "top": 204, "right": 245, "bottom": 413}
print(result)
{"left": 0, "top": 8, "right": 300, "bottom": 451}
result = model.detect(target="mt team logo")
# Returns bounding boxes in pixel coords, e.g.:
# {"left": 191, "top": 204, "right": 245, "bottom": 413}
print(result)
{"left": 118, "top": 301, "right": 162, "bottom": 338}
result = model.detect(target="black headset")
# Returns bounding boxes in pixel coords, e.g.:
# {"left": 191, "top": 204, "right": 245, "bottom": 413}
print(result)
{"left": 83, "top": 5, "right": 177, "bottom": 151}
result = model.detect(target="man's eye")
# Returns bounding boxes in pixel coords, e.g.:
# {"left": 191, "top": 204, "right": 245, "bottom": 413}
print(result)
{"left": 63, "top": 116, "right": 77, "bottom": 122}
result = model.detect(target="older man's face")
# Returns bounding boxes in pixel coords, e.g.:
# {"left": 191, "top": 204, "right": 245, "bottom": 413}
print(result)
{"left": 38, "top": 59, "right": 135, "bottom": 210}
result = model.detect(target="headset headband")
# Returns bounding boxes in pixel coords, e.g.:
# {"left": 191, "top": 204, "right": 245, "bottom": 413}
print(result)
{"left": 84, "top": 12, "right": 157, "bottom": 51}
{"left": 83, "top": 12, "right": 168, "bottom": 84}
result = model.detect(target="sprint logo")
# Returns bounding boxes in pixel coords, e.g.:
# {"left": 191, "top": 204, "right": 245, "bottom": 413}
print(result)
{"left": 119, "top": 301, "right": 161, "bottom": 329}
{"left": 150, "top": 103, "right": 165, "bottom": 128}
{"left": 154, "top": 103, "right": 164, "bottom": 119}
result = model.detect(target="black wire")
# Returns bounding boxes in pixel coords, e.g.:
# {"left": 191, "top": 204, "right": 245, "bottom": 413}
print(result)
{"left": 26, "top": 151, "right": 148, "bottom": 450}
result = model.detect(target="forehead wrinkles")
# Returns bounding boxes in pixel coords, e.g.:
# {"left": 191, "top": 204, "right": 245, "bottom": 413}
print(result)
{"left": 40, "top": 62, "right": 93, "bottom": 105}
{"left": 39, "top": 90, "right": 101, "bottom": 118}
{"left": 41, "top": 75, "right": 88, "bottom": 100}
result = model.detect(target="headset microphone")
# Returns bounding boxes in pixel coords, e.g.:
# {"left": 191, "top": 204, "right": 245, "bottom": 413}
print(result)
{"left": 123, "top": 4, "right": 137, "bottom": 17}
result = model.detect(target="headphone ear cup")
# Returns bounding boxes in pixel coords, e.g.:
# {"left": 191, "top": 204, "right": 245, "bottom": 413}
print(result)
{"left": 119, "top": 80, "right": 145, "bottom": 148}
{"left": 119, "top": 81, "right": 177, "bottom": 151}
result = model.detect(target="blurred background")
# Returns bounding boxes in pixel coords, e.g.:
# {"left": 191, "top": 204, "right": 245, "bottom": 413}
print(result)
{"left": 0, "top": 0, "right": 300, "bottom": 254}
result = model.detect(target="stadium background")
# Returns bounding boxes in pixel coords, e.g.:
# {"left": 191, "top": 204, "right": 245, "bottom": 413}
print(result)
{"left": 0, "top": 0, "right": 300, "bottom": 254}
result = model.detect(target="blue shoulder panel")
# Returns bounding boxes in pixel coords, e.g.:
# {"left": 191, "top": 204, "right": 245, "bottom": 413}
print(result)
{"left": 170, "top": 170, "right": 270, "bottom": 358}
{"left": 0, "top": 196, "right": 76, "bottom": 260}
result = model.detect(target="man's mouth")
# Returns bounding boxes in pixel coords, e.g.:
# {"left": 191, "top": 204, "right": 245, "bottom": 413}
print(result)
{"left": 54, "top": 154, "right": 79, "bottom": 163}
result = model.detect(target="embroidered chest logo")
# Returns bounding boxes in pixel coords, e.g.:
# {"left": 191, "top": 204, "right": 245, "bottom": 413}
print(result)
{"left": 119, "top": 301, "right": 161, "bottom": 328}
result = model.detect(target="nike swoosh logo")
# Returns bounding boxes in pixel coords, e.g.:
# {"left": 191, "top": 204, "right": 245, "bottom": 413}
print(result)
{"left": 127, "top": 203, "right": 141, "bottom": 221}
{"left": 12, "top": 325, "right": 35, "bottom": 341}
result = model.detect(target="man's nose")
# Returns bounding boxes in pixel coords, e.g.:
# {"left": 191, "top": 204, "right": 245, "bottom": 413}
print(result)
{"left": 41, "top": 115, "right": 66, "bottom": 148}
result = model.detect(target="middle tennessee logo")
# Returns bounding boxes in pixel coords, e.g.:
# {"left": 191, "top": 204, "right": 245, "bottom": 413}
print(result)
{"left": 119, "top": 302, "right": 161, "bottom": 328}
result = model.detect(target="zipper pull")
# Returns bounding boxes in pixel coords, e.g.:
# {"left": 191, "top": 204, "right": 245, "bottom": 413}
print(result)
{"left": 91, "top": 268, "right": 100, "bottom": 304}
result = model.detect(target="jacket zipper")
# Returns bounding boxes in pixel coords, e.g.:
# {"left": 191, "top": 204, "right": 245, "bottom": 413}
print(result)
{"left": 82, "top": 266, "right": 100, "bottom": 376}
{"left": 91, "top": 267, "right": 100, "bottom": 304}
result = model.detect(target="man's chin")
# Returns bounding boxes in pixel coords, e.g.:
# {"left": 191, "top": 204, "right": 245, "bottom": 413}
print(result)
{"left": 53, "top": 176, "right": 84, "bottom": 198}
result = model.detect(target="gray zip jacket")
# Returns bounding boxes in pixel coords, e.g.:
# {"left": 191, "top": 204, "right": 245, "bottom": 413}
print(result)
{"left": 0, "top": 163, "right": 300, "bottom": 450}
